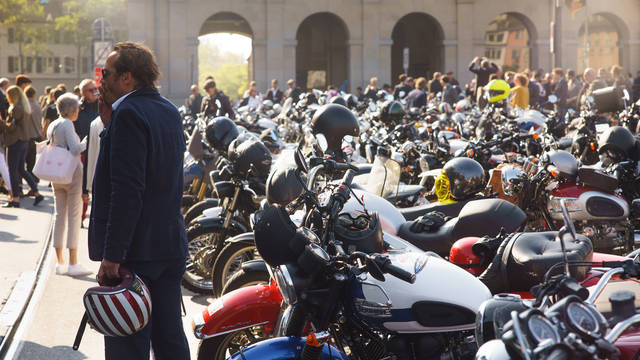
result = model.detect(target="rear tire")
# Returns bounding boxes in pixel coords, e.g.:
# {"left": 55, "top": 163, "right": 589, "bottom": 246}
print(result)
{"left": 184, "top": 200, "right": 218, "bottom": 227}
{"left": 211, "top": 242, "right": 258, "bottom": 297}
{"left": 222, "top": 268, "right": 270, "bottom": 295}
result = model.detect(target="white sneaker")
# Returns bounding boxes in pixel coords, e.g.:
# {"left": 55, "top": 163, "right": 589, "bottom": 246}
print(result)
{"left": 55, "top": 264, "right": 67, "bottom": 275}
{"left": 67, "top": 264, "right": 93, "bottom": 277}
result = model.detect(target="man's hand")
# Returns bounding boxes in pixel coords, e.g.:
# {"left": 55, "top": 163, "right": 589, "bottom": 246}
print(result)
{"left": 98, "top": 87, "right": 113, "bottom": 126}
{"left": 97, "top": 259, "right": 120, "bottom": 285}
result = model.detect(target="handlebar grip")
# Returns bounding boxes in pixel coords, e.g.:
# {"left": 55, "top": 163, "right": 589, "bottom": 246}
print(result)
{"left": 381, "top": 261, "right": 416, "bottom": 284}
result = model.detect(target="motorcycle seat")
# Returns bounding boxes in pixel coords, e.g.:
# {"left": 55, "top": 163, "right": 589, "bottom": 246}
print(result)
{"left": 398, "top": 218, "right": 458, "bottom": 256}
{"left": 390, "top": 185, "right": 424, "bottom": 200}
{"left": 398, "top": 199, "right": 527, "bottom": 256}
{"left": 399, "top": 199, "right": 468, "bottom": 221}
{"left": 505, "top": 232, "right": 593, "bottom": 292}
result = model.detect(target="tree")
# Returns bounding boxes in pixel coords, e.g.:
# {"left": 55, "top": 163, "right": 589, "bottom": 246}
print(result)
{"left": 0, "top": 0, "right": 49, "bottom": 73}
{"left": 54, "top": 0, "right": 127, "bottom": 82}
{"left": 198, "top": 38, "right": 249, "bottom": 101}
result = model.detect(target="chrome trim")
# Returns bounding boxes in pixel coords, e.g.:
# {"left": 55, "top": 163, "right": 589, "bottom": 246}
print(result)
{"left": 586, "top": 267, "right": 625, "bottom": 304}
{"left": 605, "top": 314, "right": 640, "bottom": 343}
{"left": 307, "top": 164, "right": 325, "bottom": 190}
{"left": 274, "top": 305, "right": 294, "bottom": 337}
{"left": 194, "top": 321, "right": 269, "bottom": 340}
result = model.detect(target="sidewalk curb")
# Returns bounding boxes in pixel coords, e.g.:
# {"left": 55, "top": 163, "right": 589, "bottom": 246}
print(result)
{"left": 0, "top": 216, "right": 54, "bottom": 359}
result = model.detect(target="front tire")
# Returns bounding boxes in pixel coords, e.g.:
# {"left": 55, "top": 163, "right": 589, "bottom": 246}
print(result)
{"left": 211, "top": 242, "right": 258, "bottom": 297}
{"left": 183, "top": 225, "right": 242, "bottom": 294}
{"left": 222, "top": 268, "right": 270, "bottom": 295}
{"left": 197, "top": 326, "right": 268, "bottom": 360}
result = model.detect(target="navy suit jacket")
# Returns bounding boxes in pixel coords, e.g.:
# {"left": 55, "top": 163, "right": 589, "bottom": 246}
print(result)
{"left": 88, "top": 88, "right": 187, "bottom": 263}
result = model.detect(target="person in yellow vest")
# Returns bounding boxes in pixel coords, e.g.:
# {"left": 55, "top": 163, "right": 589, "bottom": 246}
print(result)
{"left": 510, "top": 73, "right": 530, "bottom": 110}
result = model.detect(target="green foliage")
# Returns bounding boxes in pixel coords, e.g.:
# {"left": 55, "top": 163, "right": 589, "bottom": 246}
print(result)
{"left": 54, "top": 0, "right": 127, "bottom": 46}
{"left": 198, "top": 39, "right": 249, "bottom": 100}
{"left": 0, "top": 0, "right": 49, "bottom": 71}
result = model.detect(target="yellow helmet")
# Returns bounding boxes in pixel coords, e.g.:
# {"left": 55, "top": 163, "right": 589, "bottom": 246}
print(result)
{"left": 486, "top": 79, "right": 510, "bottom": 104}
{"left": 433, "top": 170, "right": 457, "bottom": 204}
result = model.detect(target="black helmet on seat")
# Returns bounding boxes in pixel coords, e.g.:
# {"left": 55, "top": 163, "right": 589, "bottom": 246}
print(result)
{"left": 335, "top": 211, "right": 384, "bottom": 254}
{"left": 266, "top": 167, "right": 305, "bottom": 206}
{"left": 380, "top": 100, "right": 405, "bottom": 126}
{"left": 229, "top": 140, "right": 272, "bottom": 179}
{"left": 442, "top": 157, "right": 485, "bottom": 201}
{"left": 205, "top": 116, "right": 239, "bottom": 152}
{"left": 310, "top": 104, "right": 359, "bottom": 153}
{"left": 598, "top": 126, "right": 636, "bottom": 161}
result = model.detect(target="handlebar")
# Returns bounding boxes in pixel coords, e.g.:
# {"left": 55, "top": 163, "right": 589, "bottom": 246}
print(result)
{"left": 374, "top": 255, "right": 416, "bottom": 284}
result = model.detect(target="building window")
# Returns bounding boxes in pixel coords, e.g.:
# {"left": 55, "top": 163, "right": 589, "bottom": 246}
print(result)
{"left": 64, "top": 56, "right": 75, "bottom": 73}
{"left": 82, "top": 57, "right": 89, "bottom": 73}
{"left": 8, "top": 57, "right": 17, "bottom": 73}
{"left": 54, "top": 57, "right": 61, "bottom": 73}
{"left": 8, "top": 28, "right": 15, "bottom": 44}
{"left": 485, "top": 13, "right": 531, "bottom": 72}
{"left": 25, "top": 56, "right": 33, "bottom": 73}
{"left": 36, "top": 57, "right": 43, "bottom": 73}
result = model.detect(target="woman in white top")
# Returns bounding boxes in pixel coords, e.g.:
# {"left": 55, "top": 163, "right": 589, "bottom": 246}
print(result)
{"left": 47, "top": 93, "right": 91, "bottom": 276}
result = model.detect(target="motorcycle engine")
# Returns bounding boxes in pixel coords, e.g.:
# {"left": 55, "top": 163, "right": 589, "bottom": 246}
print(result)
{"left": 579, "top": 222, "right": 628, "bottom": 253}
{"left": 387, "top": 332, "right": 476, "bottom": 360}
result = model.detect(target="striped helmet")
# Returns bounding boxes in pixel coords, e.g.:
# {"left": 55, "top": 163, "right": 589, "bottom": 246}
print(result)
{"left": 82, "top": 267, "right": 152, "bottom": 337}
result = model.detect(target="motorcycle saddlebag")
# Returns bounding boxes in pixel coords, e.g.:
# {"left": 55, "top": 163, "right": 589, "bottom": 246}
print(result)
{"left": 504, "top": 232, "right": 593, "bottom": 292}
{"left": 577, "top": 167, "right": 618, "bottom": 193}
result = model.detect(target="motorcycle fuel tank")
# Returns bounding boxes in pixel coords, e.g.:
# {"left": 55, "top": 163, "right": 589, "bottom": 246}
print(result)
{"left": 349, "top": 251, "right": 491, "bottom": 333}
{"left": 343, "top": 189, "right": 406, "bottom": 234}
{"left": 549, "top": 185, "right": 629, "bottom": 221}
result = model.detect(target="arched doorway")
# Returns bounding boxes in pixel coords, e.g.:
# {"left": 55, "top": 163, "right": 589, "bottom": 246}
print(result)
{"left": 391, "top": 13, "right": 443, "bottom": 82}
{"left": 198, "top": 12, "right": 253, "bottom": 100}
{"left": 296, "top": 12, "right": 349, "bottom": 91}
{"left": 577, "top": 13, "right": 626, "bottom": 73}
{"left": 484, "top": 13, "right": 534, "bottom": 73}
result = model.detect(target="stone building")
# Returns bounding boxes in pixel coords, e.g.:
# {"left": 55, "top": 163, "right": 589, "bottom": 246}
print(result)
{"left": 128, "top": 0, "right": 640, "bottom": 102}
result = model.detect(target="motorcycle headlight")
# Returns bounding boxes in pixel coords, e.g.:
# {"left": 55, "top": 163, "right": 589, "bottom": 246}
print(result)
{"left": 549, "top": 197, "right": 582, "bottom": 213}
{"left": 274, "top": 265, "right": 297, "bottom": 305}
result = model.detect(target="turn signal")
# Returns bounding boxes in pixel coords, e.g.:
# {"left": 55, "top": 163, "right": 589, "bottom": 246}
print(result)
{"left": 306, "top": 332, "right": 320, "bottom": 347}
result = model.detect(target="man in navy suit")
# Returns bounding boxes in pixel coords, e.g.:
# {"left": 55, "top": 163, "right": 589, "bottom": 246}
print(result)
{"left": 90, "top": 42, "right": 189, "bottom": 359}
{"left": 0, "top": 78, "right": 9, "bottom": 120}
{"left": 265, "top": 78, "right": 283, "bottom": 104}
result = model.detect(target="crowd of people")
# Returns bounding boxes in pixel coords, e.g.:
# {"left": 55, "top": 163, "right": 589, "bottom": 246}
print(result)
{"left": 184, "top": 56, "right": 640, "bottom": 121}
{"left": 0, "top": 74, "right": 101, "bottom": 276}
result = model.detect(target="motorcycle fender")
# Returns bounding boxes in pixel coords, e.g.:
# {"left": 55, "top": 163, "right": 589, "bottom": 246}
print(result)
{"left": 224, "top": 232, "right": 255, "bottom": 246}
{"left": 201, "top": 206, "right": 222, "bottom": 219}
{"left": 192, "top": 283, "right": 282, "bottom": 339}
{"left": 228, "top": 336, "right": 349, "bottom": 360}
{"left": 189, "top": 216, "right": 248, "bottom": 234}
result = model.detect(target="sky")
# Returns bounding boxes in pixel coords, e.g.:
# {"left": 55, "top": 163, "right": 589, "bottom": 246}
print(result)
{"left": 198, "top": 33, "right": 252, "bottom": 60}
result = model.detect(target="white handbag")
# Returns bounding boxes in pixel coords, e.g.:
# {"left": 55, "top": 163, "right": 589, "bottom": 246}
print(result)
{"left": 33, "top": 122, "right": 77, "bottom": 184}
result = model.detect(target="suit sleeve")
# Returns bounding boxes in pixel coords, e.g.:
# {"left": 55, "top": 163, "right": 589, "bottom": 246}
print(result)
{"left": 103, "top": 108, "right": 148, "bottom": 263}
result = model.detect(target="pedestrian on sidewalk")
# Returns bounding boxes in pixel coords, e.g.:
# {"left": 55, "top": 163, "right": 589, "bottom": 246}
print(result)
{"left": 47, "top": 93, "right": 90, "bottom": 275}
{"left": 1, "top": 85, "right": 43, "bottom": 207}
{"left": 92, "top": 42, "right": 190, "bottom": 360}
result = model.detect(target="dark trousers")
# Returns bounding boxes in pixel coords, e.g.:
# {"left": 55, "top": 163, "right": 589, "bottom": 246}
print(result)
{"left": 104, "top": 259, "right": 190, "bottom": 360}
{"left": 7, "top": 140, "right": 38, "bottom": 194}
{"left": 26, "top": 139, "right": 38, "bottom": 181}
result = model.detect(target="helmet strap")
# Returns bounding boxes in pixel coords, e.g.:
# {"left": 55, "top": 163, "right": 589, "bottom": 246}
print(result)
{"left": 72, "top": 311, "right": 89, "bottom": 351}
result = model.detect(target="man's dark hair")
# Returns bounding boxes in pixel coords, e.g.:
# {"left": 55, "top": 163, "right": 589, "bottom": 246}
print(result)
{"left": 24, "top": 85, "right": 36, "bottom": 98}
{"left": 44, "top": 86, "right": 52, "bottom": 94}
{"left": 112, "top": 42, "right": 161, "bottom": 89}
{"left": 16, "top": 74, "right": 32, "bottom": 87}
{"left": 441, "top": 76, "right": 450, "bottom": 84}
{"left": 552, "top": 68, "right": 564, "bottom": 77}
{"left": 203, "top": 79, "right": 216, "bottom": 91}
{"left": 398, "top": 73, "right": 407, "bottom": 82}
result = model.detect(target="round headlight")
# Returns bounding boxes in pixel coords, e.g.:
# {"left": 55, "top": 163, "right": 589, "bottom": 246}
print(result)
{"left": 274, "top": 265, "right": 297, "bottom": 305}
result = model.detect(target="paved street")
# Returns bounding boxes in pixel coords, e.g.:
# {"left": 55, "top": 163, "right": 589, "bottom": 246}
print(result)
{"left": 1, "top": 191, "right": 213, "bottom": 359}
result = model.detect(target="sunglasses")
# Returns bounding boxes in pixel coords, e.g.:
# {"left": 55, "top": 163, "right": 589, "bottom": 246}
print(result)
{"left": 101, "top": 68, "right": 116, "bottom": 79}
